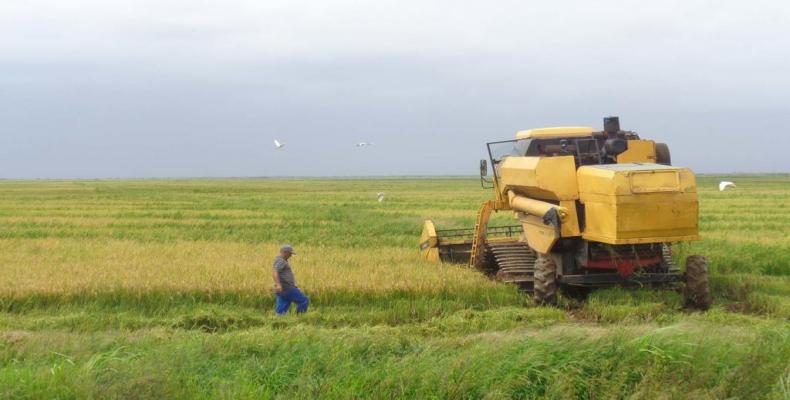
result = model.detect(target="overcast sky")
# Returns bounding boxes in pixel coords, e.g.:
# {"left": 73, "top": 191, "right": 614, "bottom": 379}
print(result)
{"left": 2, "top": 0, "right": 789, "bottom": 178}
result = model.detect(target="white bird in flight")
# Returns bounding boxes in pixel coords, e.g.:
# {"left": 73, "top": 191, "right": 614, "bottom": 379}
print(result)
{"left": 356, "top": 142, "right": 373, "bottom": 147}
{"left": 719, "top": 181, "right": 736, "bottom": 191}
{"left": 377, "top": 192, "right": 385, "bottom": 202}
{"left": 274, "top": 140, "right": 285, "bottom": 149}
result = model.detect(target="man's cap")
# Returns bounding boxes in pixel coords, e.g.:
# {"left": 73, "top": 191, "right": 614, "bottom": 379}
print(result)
{"left": 280, "top": 244, "right": 296, "bottom": 254}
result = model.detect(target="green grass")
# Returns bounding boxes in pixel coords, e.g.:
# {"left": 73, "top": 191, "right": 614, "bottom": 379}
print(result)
{"left": 0, "top": 175, "right": 789, "bottom": 399}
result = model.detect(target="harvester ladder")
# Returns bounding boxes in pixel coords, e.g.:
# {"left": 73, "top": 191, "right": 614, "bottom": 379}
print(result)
{"left": 469, "top": 200, "right": 508, "bottom": 269}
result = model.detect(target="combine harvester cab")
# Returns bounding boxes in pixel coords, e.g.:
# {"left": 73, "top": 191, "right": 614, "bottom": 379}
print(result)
{"left": 420, "top": 116, "right": 711, "bottom": 309}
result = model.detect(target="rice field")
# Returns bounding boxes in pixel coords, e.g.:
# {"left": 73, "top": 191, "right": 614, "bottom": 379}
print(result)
{"left": 0, "top": 175, "right": 788, "bottom": 399}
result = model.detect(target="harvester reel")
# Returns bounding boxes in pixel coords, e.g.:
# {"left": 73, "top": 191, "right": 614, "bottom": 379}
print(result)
{"left": 684, "top": 255, "right": 712, "bottom": 310}
{"left": 533, "top": 253, "right": 557, "bottom": 305}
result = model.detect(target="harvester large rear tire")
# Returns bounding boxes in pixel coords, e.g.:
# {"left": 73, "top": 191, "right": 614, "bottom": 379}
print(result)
{"left": 656, "top": 143, "right": 671, "bottom": 165}
{"left": 684, "top": 255, "right": 712, "bottom": 310}
{"left": 533, "top": 253, "right": 557, "bottom": 306}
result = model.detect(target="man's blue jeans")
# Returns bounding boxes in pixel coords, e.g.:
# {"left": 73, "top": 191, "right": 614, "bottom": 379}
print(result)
{"left": 275, "top": 287, "right": 309, "bottom": 315}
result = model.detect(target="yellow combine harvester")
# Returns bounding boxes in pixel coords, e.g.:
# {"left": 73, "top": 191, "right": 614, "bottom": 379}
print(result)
{"left": 420, "top": 117, "right": 711, "bottom": 308}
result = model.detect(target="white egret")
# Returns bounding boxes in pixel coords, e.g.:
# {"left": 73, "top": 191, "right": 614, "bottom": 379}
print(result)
{"left": 719, "top": 181, "right": 736, "bottom": 191}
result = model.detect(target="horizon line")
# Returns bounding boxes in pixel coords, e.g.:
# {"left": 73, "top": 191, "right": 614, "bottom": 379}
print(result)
{"left": 1, "top": 172, "right": 788, "bottom": 182}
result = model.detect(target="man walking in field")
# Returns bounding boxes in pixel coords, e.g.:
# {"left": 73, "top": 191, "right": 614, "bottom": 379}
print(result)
{"left": 272, "top": 244, "right": 309, "bottom": 315}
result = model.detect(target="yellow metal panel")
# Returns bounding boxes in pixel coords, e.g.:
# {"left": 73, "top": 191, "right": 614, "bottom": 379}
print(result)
{"left": 582, "top": 201, "right": 617, "bottom": 240}
{"left": 581, "top": 192, "right": 700, "bottom": 244}
{"left": 423, "top": 248, "right": 441, "bottom": 262}
{"left": 559, "top": 200, "right": 581, "bottom": 237}
{"left": 617, "top": 140, "right": 656, "bottom": 163}
{"left": 519, "top": 214, "right": 559, "bottom": 253}
{"left": 581, "top": 235, "right": 701, "bottom": 244}
{"left": 499, "top": 156, "right": 579, "bottom": 201}
{"left": 419, "top": 220, "right": 440, "bottom": 262}
{"left": 629, "top": 170, "right": 679, "bottom": 193}
{"left": 577, "top": 164, "right": 700, "bottom": 244}
{"left": 577, "top": 164, "right": 696, "bottom": 196}
{"left": 516, "top": 126, "right": 594, "bottom": 139}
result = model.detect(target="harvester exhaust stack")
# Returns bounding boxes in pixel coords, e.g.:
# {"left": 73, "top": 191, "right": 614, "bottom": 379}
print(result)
{"left": 603, "top": 116, "right": 620, "bottom": 135}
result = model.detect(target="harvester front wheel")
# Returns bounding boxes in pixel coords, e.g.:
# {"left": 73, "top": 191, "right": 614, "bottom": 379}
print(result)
{"left": 533, "top": 253, "right": 557, "bottom": 306}
{"left": 684, "top": 255, "right": 712, "bottom": 310}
